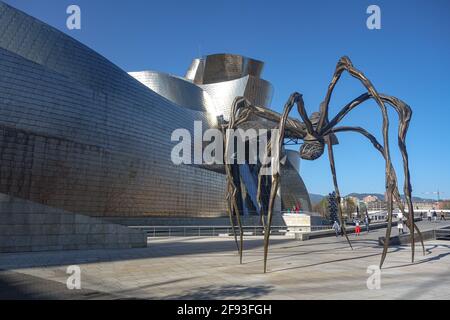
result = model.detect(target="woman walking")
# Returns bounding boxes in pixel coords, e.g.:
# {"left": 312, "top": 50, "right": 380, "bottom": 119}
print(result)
{"left": 398, "top": 218, "right": 404, "bottom": 234}
{"left": 355, "top": 220, "right": 361, "bottom": 236}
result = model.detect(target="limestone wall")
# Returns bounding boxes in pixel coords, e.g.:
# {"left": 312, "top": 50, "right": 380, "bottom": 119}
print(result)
{"left": 0, "top": 194, "right": 147, "bottom": 253}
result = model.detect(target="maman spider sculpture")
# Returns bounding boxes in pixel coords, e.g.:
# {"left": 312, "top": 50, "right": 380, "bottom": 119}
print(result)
{"left": 223, "top": 56, "right": 425, "bottom": 273}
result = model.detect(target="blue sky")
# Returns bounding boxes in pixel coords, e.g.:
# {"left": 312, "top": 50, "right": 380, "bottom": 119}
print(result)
{"left": 4, "top": 0, "right": 450, "bottom": 199}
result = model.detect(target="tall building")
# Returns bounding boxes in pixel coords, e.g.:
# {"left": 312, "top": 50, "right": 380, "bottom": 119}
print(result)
{"left": 363, "top": 195, "right": 379, "bottom": 203}
{"left": 0, "top": 2, "right": 311, "bottom": 223}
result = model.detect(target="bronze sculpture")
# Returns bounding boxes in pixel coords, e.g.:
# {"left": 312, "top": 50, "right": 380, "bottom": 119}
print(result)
{"left": 223, "top": 56, "right": 424, "bottom": 273}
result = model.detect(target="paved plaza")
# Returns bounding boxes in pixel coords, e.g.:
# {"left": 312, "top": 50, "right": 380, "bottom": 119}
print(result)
{"left": 0, "top": 220, "right": 449, "bottom": 300}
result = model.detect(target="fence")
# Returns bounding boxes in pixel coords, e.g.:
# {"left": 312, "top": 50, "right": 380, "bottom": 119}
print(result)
{"left": 130, "top": 225, "right": 333, "bottom": 238}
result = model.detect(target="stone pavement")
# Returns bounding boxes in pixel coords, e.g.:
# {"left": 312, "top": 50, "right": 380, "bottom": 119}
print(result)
{"left": 0, "top": 220, "right": 449, "bottom": 300}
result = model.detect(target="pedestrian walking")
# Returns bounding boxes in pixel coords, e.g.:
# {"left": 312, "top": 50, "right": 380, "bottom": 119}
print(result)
{"left": 398, "top": 218, "right": 404, "bottom": 234}
{"left": 355, "top": 220, "right": 361, "bottom": 236}
{"left": 433, "top": 210, "right": 437, "bottom": 222}
{"left": 427, "top": 210, "right": 432, "bottom": 222}
{"left": 440, "top": 211, "right": 446, "bottom": 221}
{"left": 364, "top": 215, "right": 370, "bottom": 233}
{"left": 332, "top": 220, "right": 341, "bottom": 237}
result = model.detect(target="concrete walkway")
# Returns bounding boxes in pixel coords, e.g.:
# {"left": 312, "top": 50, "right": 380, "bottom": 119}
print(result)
{"left": 0, "top": 220, "right": 449, "bottom": 299}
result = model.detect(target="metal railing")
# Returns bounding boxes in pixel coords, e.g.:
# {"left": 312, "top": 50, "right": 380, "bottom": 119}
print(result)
{"left": 130, "top": 225, "right": 333, "bottom": 238}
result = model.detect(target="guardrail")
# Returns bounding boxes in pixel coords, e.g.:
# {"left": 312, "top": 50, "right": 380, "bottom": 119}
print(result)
{"left": 130, "top": 225, "right": 333, "bottom": 238}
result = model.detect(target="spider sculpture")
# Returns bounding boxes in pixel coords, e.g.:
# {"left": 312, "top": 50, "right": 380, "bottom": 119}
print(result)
{"left": 223, "top": 56, "right": 425, "bottom": 273}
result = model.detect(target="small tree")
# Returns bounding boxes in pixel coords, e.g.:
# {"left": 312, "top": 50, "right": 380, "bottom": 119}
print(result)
{"left": 342, "top": 197, "right": 357, "bottom": 218}
{"left": 313, "top": 197, "right": 330, "bottom": 220}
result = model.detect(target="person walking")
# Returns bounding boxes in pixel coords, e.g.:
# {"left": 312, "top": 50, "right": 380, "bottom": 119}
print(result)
{"left": 398, "top": 218, "right": 404, "bottom": 234}
{"left": 332, "top": 220, "right": 341, "bottom": 237}
{"left": 364, "top": 215, "right": 370, "bottom": 233}
{"left": 355, "top": 220, "right": 361, "bottom": 236}
{"left": 440, "top": 211, "right": 446, "bottom": 221}
{"left": 433, "top": 210, "right": 437, "bottom": 222}
{"left": 427, "top": 210, "right": 432, "bottom": 222}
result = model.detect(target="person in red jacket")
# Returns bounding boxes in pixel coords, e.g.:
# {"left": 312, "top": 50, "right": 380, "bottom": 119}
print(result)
{"left": 355, "top": 220, "right": 361, "bottom": 236}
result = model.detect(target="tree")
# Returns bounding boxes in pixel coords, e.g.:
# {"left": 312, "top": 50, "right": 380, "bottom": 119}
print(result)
{"left": 313, "top": 197, "right": 330, "bottom": 220}
{"left": 313, "top": 192, "right": 341, "bottom": 223}
{"left": 342, "top": 197, "right": 357, "bottom": 218}
{"left": 439, "top": 200, "right": 450, "bottom": 210}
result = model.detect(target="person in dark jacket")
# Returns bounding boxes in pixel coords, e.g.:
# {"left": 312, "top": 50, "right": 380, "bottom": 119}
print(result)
{"left": 364, "top": 215, "right": 371, "bottom": 233}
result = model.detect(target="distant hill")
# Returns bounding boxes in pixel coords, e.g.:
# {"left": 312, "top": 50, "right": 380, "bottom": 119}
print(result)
{"left": 309, "top": 192, "right": 435, "bottom": 205}
{"left": 309, "top": 193, "right": 325, "bottom": 205}
{"left": 346, "top": 193, "right": 435, "bottom": 202}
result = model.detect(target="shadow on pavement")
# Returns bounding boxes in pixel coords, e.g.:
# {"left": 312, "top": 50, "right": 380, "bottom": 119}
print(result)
{"left": 0, "top": 237, "right": 291, "bottom": 271}
{"left": 0, "top": 270, "right": 116, "bottom": 300}
{"left": 162, "top": 284, "right": 273, "bottom": 300}
{"left": 383, "top": 245, "right": 450, "bottom": 270}
{"left": 269, "top": 246, "right": 404, "bottom": 273}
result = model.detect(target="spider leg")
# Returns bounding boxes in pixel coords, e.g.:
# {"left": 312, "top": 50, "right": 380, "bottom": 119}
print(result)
{"left": 226, "top": 95, "right": 309, "bottom": 269}
{"left": 332, "top": 126, "right": 425, "bottom": 260}
{"left": 225, "top": 183, "right": 239, "bottom": 252}
{"left": 224, "top": 96, "right": 253, "bottom": 263}
{"left": 256, "top": 172, "right": 266, "bottom": 228}
{"left": 322, "top": 92, "right": 422, "bottom": 261}
{"left": 381, "top": 96, "right": 417, "bottom": 262}
{"left": 231, "top": 183, "right": 244, "bottom": 264}
{"left": 263, "top": 173, "right": 280, "bottom": 273}
{"left": 316, "top": 58, "right": 349, "bottom": 131}
{"left": 382, "top": 195, "right": 395, "bottom": 267}
{"left": 325, "top": 135, "right": 353, "bottom": 250}
{"left": 318, "top": 57, "right": 396, "bottom": 268}
{"left": 393, "top": 189, "right": 426, "bottom": 257}
{"left": 220, "top": 115, "right": 238, "bottom": 253}
{"left": 262, "top": 93, "right": 300, "bottom": 273}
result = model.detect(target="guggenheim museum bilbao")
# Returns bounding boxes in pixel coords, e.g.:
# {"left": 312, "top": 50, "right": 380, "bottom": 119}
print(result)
{"left": 0, "top": 2, "right": 312, "bottom": 223}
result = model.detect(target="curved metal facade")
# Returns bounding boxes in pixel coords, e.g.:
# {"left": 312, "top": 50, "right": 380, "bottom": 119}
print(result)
{"left": 128, "top": 70, "right": 218, "bottom": 115}
{"left": 280, "top": 150, "right": 312, "bottom": 212}
{"left": 0, "top": 2, "right": 224, "bottom": 218}
{"left": 0, "top": 2, "right": 312, "bottom": 219}
{"left": 199, "top": 75, "right": 273, "bottom": 121}
{"left": 183, "top": 53, "right": 274, "bottom": 121}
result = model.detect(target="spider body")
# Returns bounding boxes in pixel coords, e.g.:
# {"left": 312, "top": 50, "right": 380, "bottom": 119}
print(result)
{"left": 299, "top": 135, "right": 325, "bottom": 160}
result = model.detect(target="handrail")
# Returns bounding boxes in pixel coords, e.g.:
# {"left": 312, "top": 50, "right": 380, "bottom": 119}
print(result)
{"left": 130, "top": 225, "right": 333, "bottom": 238}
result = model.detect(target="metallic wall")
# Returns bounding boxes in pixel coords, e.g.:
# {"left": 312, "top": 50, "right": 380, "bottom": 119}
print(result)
{"left": 280, "top": 150, "right": 312, "bottom": 212}
{"left": 0, "top": 2, "right": 312, "bottom": 220}
{"left": 199, "top": 76, "right": 273, "bottom": 121}
{"left": 0, "top": 2, "right": 226, "bottom": 218}
{"left": 128, "top": 70, "right": 218, "bottom": 116}
{"left": 200, "top": 54, "right": 264, "bottom": 84}
{"left": 184, "top": 54, "right": 274, "bottom": 121}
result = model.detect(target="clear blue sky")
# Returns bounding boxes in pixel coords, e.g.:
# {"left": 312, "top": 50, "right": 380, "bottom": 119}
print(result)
{"left": 4, "top": 0, "right": 450, "bottom": 199}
